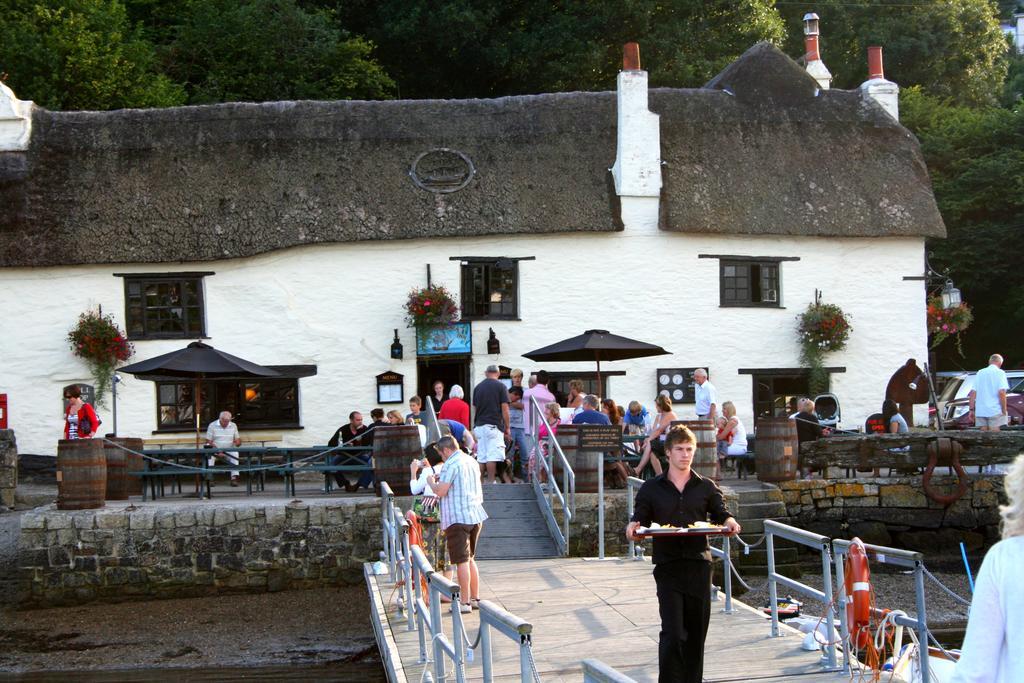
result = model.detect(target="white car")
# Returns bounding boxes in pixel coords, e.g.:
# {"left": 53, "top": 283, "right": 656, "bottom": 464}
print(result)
{"left": 936, "top": 370, "right": 1024, "bottom": 424}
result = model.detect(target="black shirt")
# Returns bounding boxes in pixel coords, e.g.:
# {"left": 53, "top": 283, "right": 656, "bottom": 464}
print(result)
{"left": 472, "top": 378, "right": 510, "bottom": 429}
{"left": 795, "top": 412, "right": 823, "bottom": 445}
{"left": 328, "top": 423, "right": 369, "bottom": 448}
{"left": 630, "top": 471, "right": 732, "bottom": 564}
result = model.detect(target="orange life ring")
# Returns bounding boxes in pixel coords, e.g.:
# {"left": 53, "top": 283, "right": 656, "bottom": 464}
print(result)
{"left": 844, "top": 538, "right": 872, "bottom": 649}
{"left": 405, "top": 510, "right": 424, "bottom": 548}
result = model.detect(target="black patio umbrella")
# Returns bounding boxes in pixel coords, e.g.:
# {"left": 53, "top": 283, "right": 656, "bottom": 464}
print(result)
{"left": 522, "top": 329, "right": 670, "bottom": 397}
{"left": 119, "top": 341, "right": 280, "bottom": 490}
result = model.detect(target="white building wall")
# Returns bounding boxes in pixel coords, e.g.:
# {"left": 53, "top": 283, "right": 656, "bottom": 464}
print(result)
{"left": 1, "top": 227, "right": 927, "bottom": 455}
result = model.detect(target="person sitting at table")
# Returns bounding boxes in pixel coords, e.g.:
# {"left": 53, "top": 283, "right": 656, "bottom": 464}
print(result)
{"left": 406, "top": 396, "right": 424, "bottom": 425}
{"left": 633, "top": 394, "right": 677, "bottom": 477}
{"left": 881, "top": 399, "right": 909, "bottom": 434}
{"left": 572, "top": 394, "right": 610, "bottom": 425}
{"left": 716, "top": 401, "right": 749, "bottom": 472}
{"left": 205, "top": 410, "right": 241, "bottom": 487}
{"left": 366, "top": 408, "right": 387, "bottom": 443}
{"left": 438, "top": 384, "right": 470, "bottom": 429}
{"left": 327, "top": 411, "right": 372, "bottom": 493}
{"left": 386, "top": 409, "right": 404, "bottom": 425}
{"left": 622, "top": 400, "right": 653, "bottom": 436}
{"left": 795, "top": 398, "right": 830, "bottom": 478}
{"left": 602, "top": 398, "right": 631, "bottom": 488}
{"left": 566, "top": 379, "right": 586, "bottom": 412}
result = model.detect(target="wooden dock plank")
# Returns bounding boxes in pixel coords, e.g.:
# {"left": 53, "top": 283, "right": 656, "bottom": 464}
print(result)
{"left": 369, "top": 557, "right": 846, "bottom": 682}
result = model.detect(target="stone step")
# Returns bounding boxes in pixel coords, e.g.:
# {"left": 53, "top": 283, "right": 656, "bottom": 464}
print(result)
{"left": 728, "top": 486, "right": 784, "bottom": 505}
{"left": 737, "top": 501, "right": 787, "bottom": 519}
{"left": 732, "top": 562, "right": 803, "bottom": 580}
{"left": 734, "top": 546, "right": 799, "bottom": 567}
{"left": 481, "top": 483, "right": 535, "bottom": 501}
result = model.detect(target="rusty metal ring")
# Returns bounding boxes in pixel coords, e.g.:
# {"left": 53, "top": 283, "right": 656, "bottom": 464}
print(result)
{"left": 922, "top": 437, "right": 970, "bottom": 507}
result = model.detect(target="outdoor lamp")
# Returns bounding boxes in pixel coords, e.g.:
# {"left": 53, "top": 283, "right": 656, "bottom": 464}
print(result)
{"left": 487, "top": 328, "right": 501, "bottom": 355}
{"left": 390, "top": 329, "right": 403, "bottom": 360}
{"left": 803, "top": 12, "right": 819, "bottom": 36}
{"left": 940, "top": 281, "right": 961, "bottom": 309}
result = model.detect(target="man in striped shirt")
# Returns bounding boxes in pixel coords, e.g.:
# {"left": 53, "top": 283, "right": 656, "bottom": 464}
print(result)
{"left": 429, "top": 435, "right": 488, "bottom": 613}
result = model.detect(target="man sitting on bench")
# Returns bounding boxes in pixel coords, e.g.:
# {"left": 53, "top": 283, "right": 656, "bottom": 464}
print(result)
{"left": 328, "top": 411, "right": 373, "bottom": 492}
{"left": 206, "top": 411, "right": 241, "bottom": 487}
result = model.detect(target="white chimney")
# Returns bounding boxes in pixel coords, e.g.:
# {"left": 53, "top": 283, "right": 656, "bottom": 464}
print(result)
{"left": 0, "top": 80, "right": 32, "bottom": 152}
{"left": 860, "top": 46, "right": 899, "bottom": 121}
{"left": 803, "top": 13, "right": 832, "bottom": 90}
{"left": 611, "top": 42, "right": 661, "bottom": 200}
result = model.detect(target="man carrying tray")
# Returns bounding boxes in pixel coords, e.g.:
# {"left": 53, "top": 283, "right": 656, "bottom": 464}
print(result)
{"left": 626, "top": 425, "right": 741, "bottom": 683}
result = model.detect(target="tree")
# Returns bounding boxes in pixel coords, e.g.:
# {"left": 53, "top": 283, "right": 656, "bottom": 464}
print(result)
{"left": 165, "top": 0, "right": 395, "bottom": 104}
{"left": 900, "top": 87, "right": 1024, "bottom": 367}
{"left": 0, "top": 0, "right": 185, "bottom": 110}
{"left": 777, "top": 0, "right": 1008, "bottom": 106}
{"left": 332, "top": 0, "right": 785, "bottom": 99}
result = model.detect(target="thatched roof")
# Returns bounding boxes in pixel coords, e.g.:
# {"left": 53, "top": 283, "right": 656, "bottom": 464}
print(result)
{"left": 0, "top": 43, "right": 943, "bottom": 268}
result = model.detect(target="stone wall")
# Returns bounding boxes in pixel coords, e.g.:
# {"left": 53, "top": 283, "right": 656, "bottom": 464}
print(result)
{"left": 779, "top": 476, "right": 1007, "bottom": 552}
{"left": 0, "top": 429, "right": 16, "bottom": 508}
{"left": 19, "top": 498, "right": 381, "bottom": 607}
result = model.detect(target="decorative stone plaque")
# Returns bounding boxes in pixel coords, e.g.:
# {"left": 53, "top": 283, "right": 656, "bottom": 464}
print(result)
{"left": 409, "top": 148, "right": 475, "bottom": 193}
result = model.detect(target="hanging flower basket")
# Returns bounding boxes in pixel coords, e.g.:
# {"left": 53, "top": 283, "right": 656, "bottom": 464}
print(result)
{"left": 927, "top": 296, "right": 972, "bottom": 354}
{"left": 404, "top": 285, "right": 459, "bottom": 328}
{"left": 67, "top": 308, "right": 134, "bottom": 404}
{"left": 796, "top": 297, "right": 851, "bottom": 394}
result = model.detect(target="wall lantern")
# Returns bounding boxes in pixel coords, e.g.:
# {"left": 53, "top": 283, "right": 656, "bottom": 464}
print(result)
{"left": 390, "top": 329, "right": 403, "bottom": 360}
{"left": 487, "top": 328, "right": 501, "bottom": 355}
{"left": 940, "top": 281, "right": 962, "bottom": 309}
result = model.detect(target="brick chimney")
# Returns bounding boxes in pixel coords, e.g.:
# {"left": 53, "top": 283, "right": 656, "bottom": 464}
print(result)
{"left": 611, "top": 42, "right": 661, "bottom": 203}
{"left": 860, "top": 46, "right": 899, "bottom": 121}
{"left": 803, "top": 13, "right": 832, "bottom": 90}
{"left": 0, "top": 81, "right": 32, "bottom": 152}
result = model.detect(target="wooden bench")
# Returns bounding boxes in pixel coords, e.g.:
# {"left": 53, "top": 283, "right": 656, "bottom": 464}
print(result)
{"left": 143, "top": 435, "right": 284, "bottom": 449}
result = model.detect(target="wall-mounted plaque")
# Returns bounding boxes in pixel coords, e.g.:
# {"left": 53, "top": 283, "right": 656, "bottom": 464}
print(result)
{"left": 577, "top": 424, "right": 623, "bottom": 453}
{"left": 409, "top": 148, "right": 475, "bottom": 194}
{"left": 416, "top": 322, "right": 472, "bottom": 356}
{"left": 656, "top": 368, "right": 705, "bottom": 404}
{"left": 376, "top": 372, "right": 404, "bottom": 404}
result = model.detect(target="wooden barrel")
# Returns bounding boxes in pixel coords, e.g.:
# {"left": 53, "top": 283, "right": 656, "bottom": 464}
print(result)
{"left": 755, "top": 418, "right": 799, "bottom": 483}
{"left": 103, "top": 437, "right": 144, "bottom": 499}
{"left": 683, "top": 419, "right": 720, "bottom": 481}
{"left": 57, "top": 438, "right": 106, "bottom": 510}
{"left": 372, "top": 426, "right": 423, "bottom": 497}
{"left": 554, "top": 425, "right": 601, "bottom": 494}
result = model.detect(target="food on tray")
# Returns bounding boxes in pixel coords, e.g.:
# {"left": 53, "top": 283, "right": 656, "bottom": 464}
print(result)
{"left": 688, "top": 521, "right": 715, "bottom": 529}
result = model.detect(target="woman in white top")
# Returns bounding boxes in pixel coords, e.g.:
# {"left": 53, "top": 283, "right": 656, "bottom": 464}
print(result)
{"left": 717, "top": 401, "right": 748, "bottom": 457}
{"left": 634, "top": 394, "right": 677, "bottom": 476}
{"left": 951, "top": 453, "right": 1024, "bottom": 683}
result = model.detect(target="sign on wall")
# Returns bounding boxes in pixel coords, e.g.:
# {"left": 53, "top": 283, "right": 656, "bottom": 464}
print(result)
{"left": 376, "top": 372, "right": 404, "bottom": 404}
{"left": 656, "top": 369, "right": 705, "bottom": 404}
{"left": 416, "top": 323, "right": 472, "bottom": 356}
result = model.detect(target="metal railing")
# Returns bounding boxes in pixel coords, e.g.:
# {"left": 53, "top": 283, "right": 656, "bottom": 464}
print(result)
{"left": 582, "top": 659, "right": 638, "bottom": 682}
{"left": 379, "top": 481, "right": 538, "bottom": 682}
{"left": 764, "top": 519, "right": 839, "bottom": 671}
{"left": 832, "top": 539, "right": 930, "bottom": 683}
{"left": 529, "top": 396, "right": 575, "bottom": 555}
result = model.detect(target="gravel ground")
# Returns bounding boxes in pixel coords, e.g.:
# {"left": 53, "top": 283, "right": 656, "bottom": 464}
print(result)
{"left": 734, "top": 565, "right": 973, "bottom": 631}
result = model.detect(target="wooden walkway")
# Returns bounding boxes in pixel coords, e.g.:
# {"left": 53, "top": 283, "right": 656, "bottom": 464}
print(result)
{"left": 367, "top": 557, "right": 848, "bottom": 682}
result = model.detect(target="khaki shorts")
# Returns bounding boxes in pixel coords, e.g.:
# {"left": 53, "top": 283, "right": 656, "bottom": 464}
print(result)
{"left": 976, "top": 414, "right": 1008, "bottom": 429}
{"left": 444, "top": 523, "right": 482, "bottom": 565}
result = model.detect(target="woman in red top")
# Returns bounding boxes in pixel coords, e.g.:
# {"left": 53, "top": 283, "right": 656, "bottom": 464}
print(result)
{"left": 437, "top": 384, "right": 470, "bottom": 429}
{"left": 63, "top": 386, "right": 100, "bottom": 439}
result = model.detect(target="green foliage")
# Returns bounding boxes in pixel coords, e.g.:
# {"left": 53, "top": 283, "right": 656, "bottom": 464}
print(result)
{"left": 333, "top": 0, "right": 785, "bottom": 99}
{"left": 166, "top": 0, "right": 395, "bottom": 104}
{"left": 67, "top": 308, "right": 134, "bottom": 404}
{"left": 0, "top": 0, "right": 185, "bottom": 110}
{"left": 796, "top": 298, "right": 852, "bottom": 394}
{"left": 778, "top": 0, "right": 1008, "bottom": 105}
{"left": 901, "top": 87, "right": 1024, "bottom": 366}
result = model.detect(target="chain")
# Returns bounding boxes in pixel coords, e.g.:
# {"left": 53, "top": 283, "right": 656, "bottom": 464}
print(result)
{"left": 922, "top": 565, "right": 972, "bottom": 607}
{"left": 525, "top": 639, "right": 543, "bottom": 683}
{"left": 734, "top": 533, "right": 767, "bottom": 549}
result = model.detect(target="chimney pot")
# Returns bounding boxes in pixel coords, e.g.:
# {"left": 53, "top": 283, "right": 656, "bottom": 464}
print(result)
{"left": 805, "top": 35, "right": 820, "bottom": 62}
{"left": 803, "top": 12, "right": 820, "bottom": 37}
{"left": 623, "top": 42, "right": 641, "bottom": 71}
{"left": 868, "top": 46, "right": 884, "bottom": 79}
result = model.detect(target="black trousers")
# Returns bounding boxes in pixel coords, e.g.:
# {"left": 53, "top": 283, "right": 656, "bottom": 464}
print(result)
{"left": 653, "top": 561, "right": 712, "bottom": 683}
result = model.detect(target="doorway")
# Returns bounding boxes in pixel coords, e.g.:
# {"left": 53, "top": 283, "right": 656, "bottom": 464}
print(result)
{"left": 753, "top": 373, "right": 812, "bottom": 419}
{"left": 416, "top": 357, "right": 471, "bottom": 405}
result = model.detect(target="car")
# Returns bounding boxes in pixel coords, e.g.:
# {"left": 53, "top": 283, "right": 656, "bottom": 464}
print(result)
{"left": 935, "top": 370, "right": 1024, "bottom": 425}
{"left": 942, "top": 393, "right": 1024, "bottom": 430}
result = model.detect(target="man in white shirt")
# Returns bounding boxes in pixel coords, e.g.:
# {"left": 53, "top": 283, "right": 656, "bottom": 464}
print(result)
{"left": 693, "top": 368, "right": 717, "bottom": 423}
{"left": 970, "top": 354, "right": 1010, "bottom": 430}
{"left": 205, "top": 410, "right": 241, "bottom": 486}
